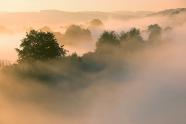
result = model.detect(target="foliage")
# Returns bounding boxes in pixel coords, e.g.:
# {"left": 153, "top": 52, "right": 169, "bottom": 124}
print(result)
{"left": 97, "top": 31, "right": 120, "bottom": 47}
{"left": 120, "top": 28, "right": 143, "bottom": 42}
{"left": 16, "top": 30, "right": 66, "bottom": 63}
{"left": 89, "top": 19, "right": 104, "bottom": 27}
{"left": 63, "top": 25, "right": 92, "bottom": 44}
{"left": 120, "top": 28, "right": 144, "bottom": 51}
{"left": 148, "top": 24, "right": 162, "bottom": 44}
{"left": 5, "top": 24, "right": 164, "bottom": 85}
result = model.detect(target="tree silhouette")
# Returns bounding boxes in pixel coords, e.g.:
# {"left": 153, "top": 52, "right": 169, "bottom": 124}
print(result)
{"left": 120, "top": 28, "right": 144, "bottom": 51}
{"left": 148, "top": 24, "right": 162, "bottom": 44}
{"left": 97, "top": 31, "right": 120, "bottom": 47}
{"left": 63, "top": 25, "right": 92, "bottom": 44}
{"left": 16, "top": 30, "right": 66, "bottom": 63}
{"left": 120, "top": 28, "right": 143, "bottom": 42}
{"left": 89, "top": 19, "right": 104, "bottom": 27}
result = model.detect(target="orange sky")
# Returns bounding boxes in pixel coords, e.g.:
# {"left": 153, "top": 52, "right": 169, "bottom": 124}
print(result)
{"left": 0, "top": 0, "right": 185, "bottom": 12}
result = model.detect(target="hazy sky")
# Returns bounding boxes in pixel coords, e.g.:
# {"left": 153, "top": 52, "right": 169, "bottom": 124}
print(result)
{"left": 0, "top": 0, "right": 185, "bottom": 12}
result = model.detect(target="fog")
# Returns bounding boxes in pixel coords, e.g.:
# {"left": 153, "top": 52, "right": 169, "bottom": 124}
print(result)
{"left": 1, "top": 9, "right": 186, "bottom": 61}
{"left": 0, "top": 9, "right": 186, "bottom": 124}
{"left": 0, "top": 33, "right": 22, "bottom": 62}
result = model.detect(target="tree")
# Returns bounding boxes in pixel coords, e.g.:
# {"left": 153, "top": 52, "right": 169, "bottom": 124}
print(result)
{"left": 16, "top": 30, "right": 66, "bottom": 63}
{"left": 63, "top": 25, "right": 92, "bottom": 45}
{"left": 148, "top": 24, "right": 162, "bottom": 44}
{"left": 89, "top": 19, "right": 104, "bottom": 27}
{"left": 96, "top": 31, "right": 120, "bottom": 54}
{"left": 97, "top": 31, "right": 120, "bottom": 47}
{"left": 120, "top": 28, "right": 143, "bottom": 42}
{"left": 120, "top": 28, "right": 144, "bottom": 51}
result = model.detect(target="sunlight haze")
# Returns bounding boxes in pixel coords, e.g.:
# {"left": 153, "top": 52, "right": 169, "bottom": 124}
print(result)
{"left": 0, "top": 0, "right": 186, "bottom": 124}
{"left": 0, "top": 0, "right": 185, "bottom": 12}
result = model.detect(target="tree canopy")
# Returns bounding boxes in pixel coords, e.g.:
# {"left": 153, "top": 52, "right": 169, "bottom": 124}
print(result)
{"left": 16, "top": 30, "right": 66, "bottom": 63}
{"left": 89, "top": 19, "right": 104, "bottom": 27}
{"left": 97, "top": 31, "right": 120, "bottom": 47}
{"left": 120, "top": 28, "right": 143, "bottom": 42}
{"left": 148, "top": 24, "right": 162, "bottom": 43}
{"left": 63, "top": 25, "right": 92, "bottom": 44}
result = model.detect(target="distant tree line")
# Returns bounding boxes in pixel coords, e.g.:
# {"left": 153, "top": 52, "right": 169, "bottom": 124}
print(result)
{"left": 2, "top": 24, "right": 166, "bottom": 86}
{"left": 16, "top": 24, "right": 163, "bottom": 63}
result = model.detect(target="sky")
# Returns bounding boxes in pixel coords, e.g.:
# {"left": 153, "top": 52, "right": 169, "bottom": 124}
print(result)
{"left": 0, "top": 0, "right": 185, "bottom": 12}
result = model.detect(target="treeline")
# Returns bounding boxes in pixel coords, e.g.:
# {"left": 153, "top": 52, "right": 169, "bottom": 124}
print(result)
{"left": 3, "top": 24, "right": 169, "bottom": 88}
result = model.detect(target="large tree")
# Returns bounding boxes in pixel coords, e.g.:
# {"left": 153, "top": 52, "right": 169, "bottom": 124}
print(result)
{"left": 16, "top": 30, "right": 66, "bottom": 63}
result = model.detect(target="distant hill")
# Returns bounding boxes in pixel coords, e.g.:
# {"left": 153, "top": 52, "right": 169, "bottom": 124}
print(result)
{"left": 0, "top": 8, "right": 185, "bottom": 32}
{"left": 0, "top": 10, "right": 152, "bottom": 32}
{"left": 150, "top": 8, "right": 186, "bottom": 16}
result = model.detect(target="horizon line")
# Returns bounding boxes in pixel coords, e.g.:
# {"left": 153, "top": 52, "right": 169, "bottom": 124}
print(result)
{"left": 0, "top": 7, "right": 185, "bottom": 13}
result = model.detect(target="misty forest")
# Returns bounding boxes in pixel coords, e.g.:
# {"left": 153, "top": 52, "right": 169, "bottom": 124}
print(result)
{"left": 0, "top": 5, "right": 186, "bottom": 124}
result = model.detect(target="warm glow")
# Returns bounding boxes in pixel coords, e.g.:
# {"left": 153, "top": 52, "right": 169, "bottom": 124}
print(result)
{"left": 0, "top": 0, "right": 185, "bottom": 12}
